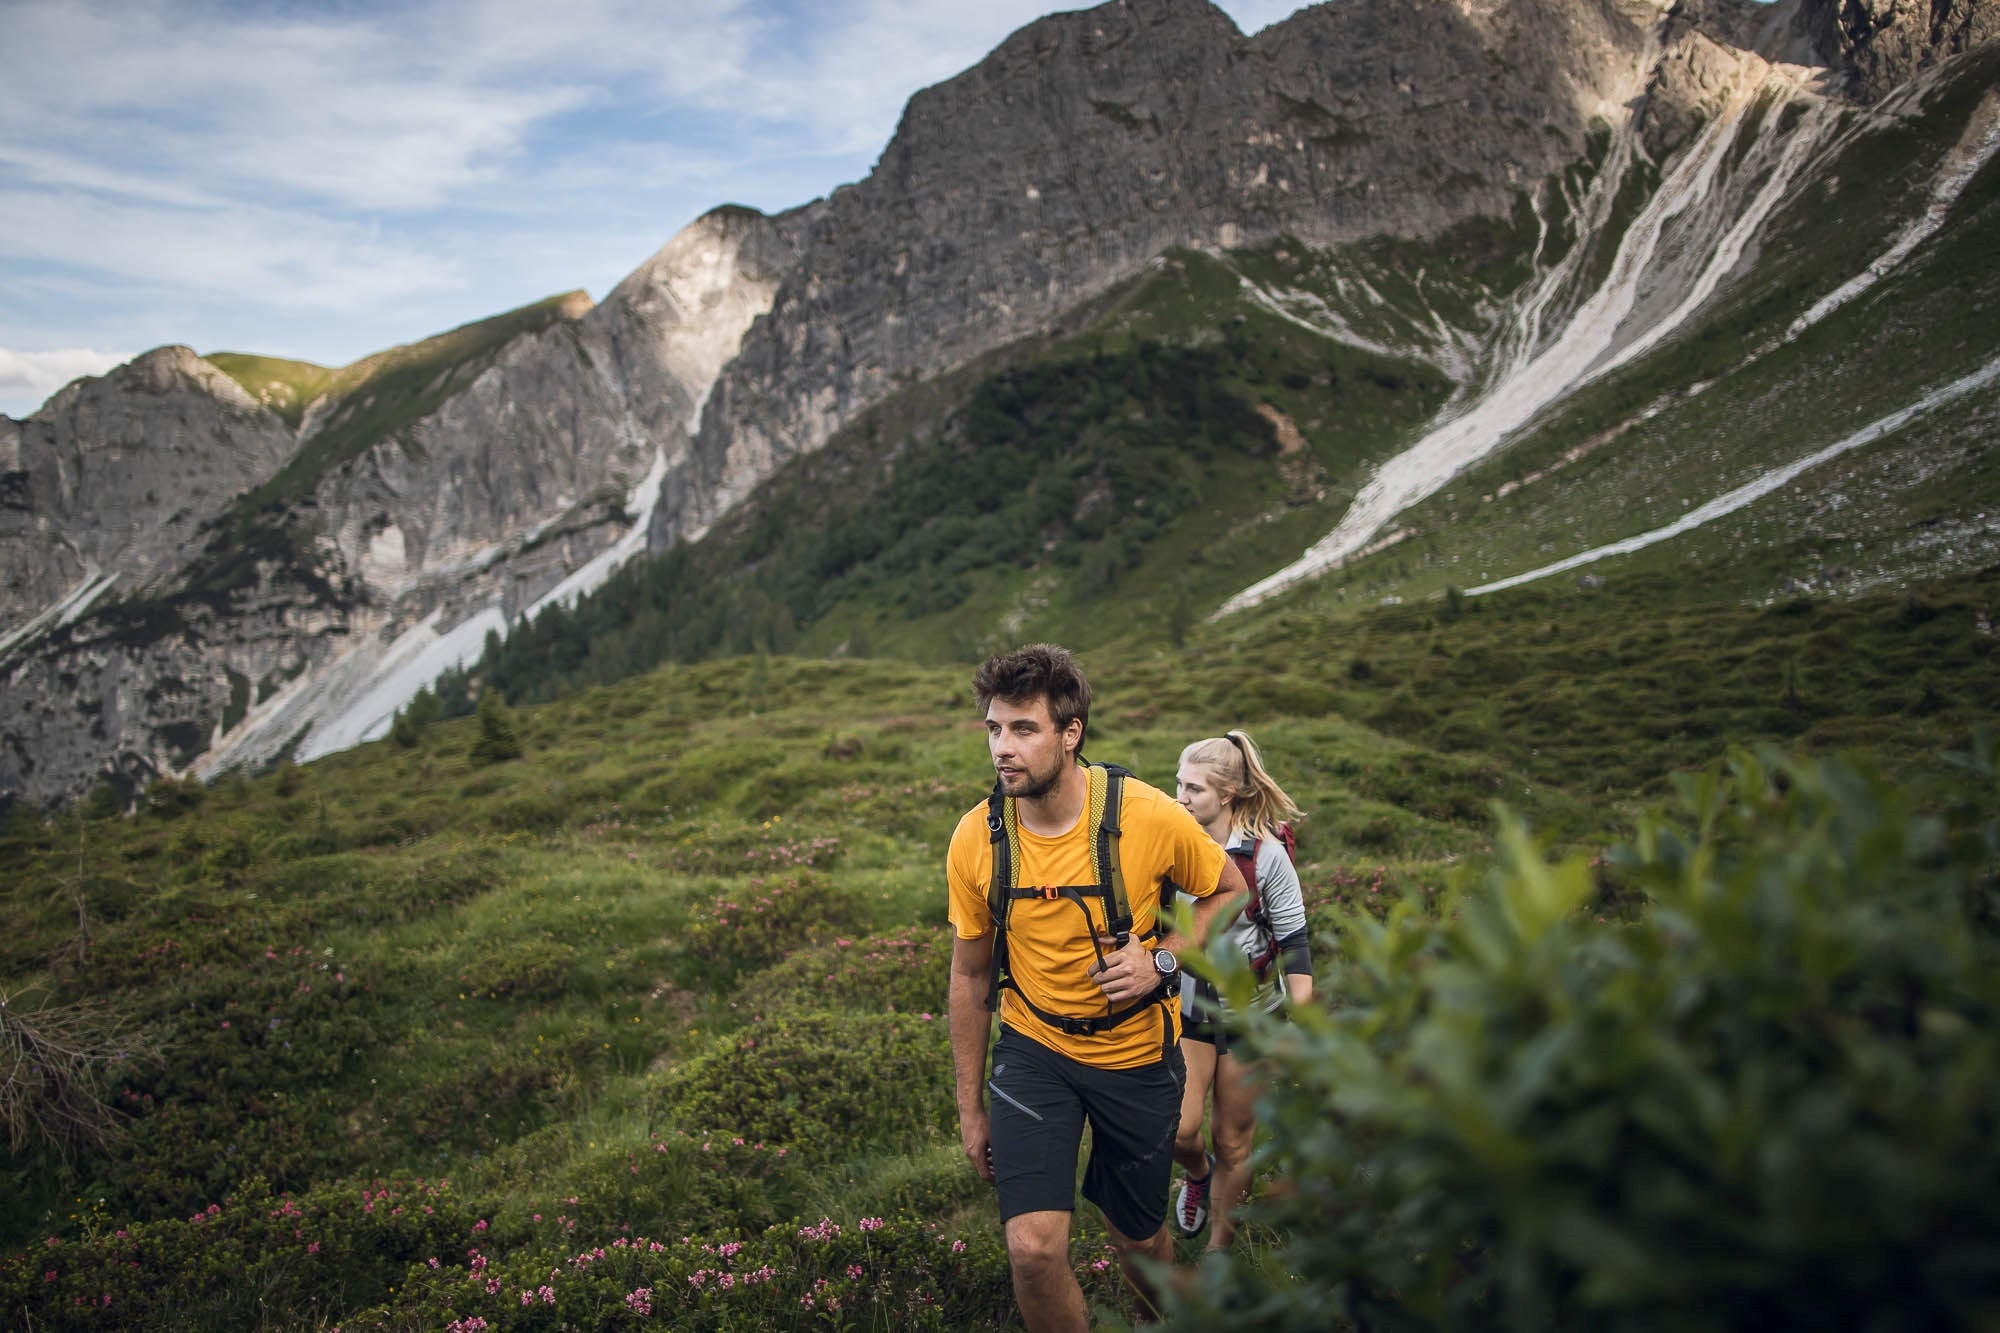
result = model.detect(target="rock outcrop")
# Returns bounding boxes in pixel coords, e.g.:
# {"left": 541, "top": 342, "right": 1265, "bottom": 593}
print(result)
{"left": 0, "top": 347, "right": 296, "bottom": 627}
{"left": 657, "top": 0, "right": 1663, "bottom": 546}
{"left": 1803, "top": 0, "right": 2000, "bottom": 99}
{"left": 5, "top": 0, "right": 1996, "bottom": 805}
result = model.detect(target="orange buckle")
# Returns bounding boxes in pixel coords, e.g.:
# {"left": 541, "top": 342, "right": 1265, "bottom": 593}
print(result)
{"left": 1033, "top": 885, "right": 1062, "bottom": 900}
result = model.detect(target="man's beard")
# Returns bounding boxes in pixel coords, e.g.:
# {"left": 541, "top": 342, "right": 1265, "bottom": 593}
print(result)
{"left": 1002, "top": 757, "right": 1063, "bottom": 800}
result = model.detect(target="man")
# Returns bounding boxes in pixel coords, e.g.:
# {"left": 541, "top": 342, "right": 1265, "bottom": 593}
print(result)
{"left": 947, "top": 643, "right": 1248, "bottom": 1331}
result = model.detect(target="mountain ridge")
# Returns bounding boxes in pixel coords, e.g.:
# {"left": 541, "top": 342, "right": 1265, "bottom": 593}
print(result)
{"left": 3, "top": 0, "right": 1998, "bottom": 806}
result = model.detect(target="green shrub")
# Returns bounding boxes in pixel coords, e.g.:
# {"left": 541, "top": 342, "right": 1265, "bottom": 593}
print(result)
{"left": 1173, "top": 745, "right": 2000, "bottom": 1330}
{"left": 658, "top": 1012, "right": 952, "bottom": 1152}
{"left": 676, "top": 870, "right": 867, "bottom": 988}
{"left": 346, "top": 1212, "right": 1044, "bottom": 1332}
{"left": 737, "top": 924, "right": 949, "bottom": 1018}
{"left": 0, "top": 1173, "right": 471, "bottom": 1330}
{"left": 536, "top": 1131, "right": 805, "bottom": 1239}
{"left": 457, "top": 938, "right": 578, "bottom": 999}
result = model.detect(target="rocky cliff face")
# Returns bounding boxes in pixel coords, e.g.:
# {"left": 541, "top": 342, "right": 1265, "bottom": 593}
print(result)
{"left": 1, "top": 206, "right": 799, "bottom": 799}
{"left": 4, "top": 0, "right": 1995, "bottom": 806}
{"left": 1805, "top": 0, "right": 2000, "bottom": 98}
{"left": 0, "top": 348, "right": 296, "bottom": 629}
{"left": 655, "top": 0, "right": 1663, "bottom": 546}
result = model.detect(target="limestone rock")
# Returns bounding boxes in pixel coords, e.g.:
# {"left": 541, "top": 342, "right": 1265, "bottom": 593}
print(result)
{"left": 657, "top": 0, "right": 1657, "bottom": 548}
{"left": 0, "top": 347, "right": 295, "bottom": 627}
{"left": 1799, "top": 0, "right": 2000, "bottom": 99}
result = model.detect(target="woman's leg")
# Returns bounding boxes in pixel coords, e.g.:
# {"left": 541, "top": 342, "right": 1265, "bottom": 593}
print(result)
{"left": 1205, "top": 1050, "right": 1261, "bottom": 1251}
{"left": 1172, "top": 1037, "right": 1216, "bottom": 1175}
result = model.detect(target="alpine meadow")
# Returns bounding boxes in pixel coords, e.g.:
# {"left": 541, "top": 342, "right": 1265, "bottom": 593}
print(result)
{"left": 4, "top": 0, "right": 2000, "bottom": 1329}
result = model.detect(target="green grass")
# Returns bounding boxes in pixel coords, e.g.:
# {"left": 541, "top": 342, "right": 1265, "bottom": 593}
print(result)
{"left": 224, "top": 290, "right": 591, "bottom": 518}
{"left": 201, "top": 352, "right": 336, "bottom": 429}
{"left": 5, "top": 553, "right": 1997, "bottom": 1325}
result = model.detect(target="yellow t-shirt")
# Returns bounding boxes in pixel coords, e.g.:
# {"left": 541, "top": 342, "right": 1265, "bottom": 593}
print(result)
{"left": 947, "top": 772, "right": 1225, "bottom": 1070}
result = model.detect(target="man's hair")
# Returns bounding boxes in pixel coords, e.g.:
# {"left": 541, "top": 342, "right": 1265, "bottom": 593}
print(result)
{"left": 973, "top": 643, "right": 1091, "bottom": 746}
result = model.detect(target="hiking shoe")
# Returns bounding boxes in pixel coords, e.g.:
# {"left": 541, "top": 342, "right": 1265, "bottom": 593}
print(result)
{"left": 1174, "top": 1154, "right": 1214, "bottom": 1236}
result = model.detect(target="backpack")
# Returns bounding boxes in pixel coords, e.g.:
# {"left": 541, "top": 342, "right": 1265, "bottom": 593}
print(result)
{"left": 984, "top": 761, "right": 1172, "bottom": 1036}
{"left": 1229, "top": 821, "right": 1297, "bottom": 982}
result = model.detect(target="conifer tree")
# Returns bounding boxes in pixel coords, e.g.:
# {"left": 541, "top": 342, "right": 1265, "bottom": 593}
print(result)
{"left": 469, "top": 691, "right": 523, "bottom": 765}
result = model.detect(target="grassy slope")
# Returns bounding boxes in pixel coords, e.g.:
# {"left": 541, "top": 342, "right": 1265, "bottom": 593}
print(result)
{"left": 6, "top": 559, "right": 1995, "bottom": 1237}
{"left": 1348, "top": 49, "right": 2000, "bottom": 607}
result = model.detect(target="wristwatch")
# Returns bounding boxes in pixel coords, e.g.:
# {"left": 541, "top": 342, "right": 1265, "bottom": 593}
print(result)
{"left": 1151, "top": 947, "right": 1180, "bottom": 980}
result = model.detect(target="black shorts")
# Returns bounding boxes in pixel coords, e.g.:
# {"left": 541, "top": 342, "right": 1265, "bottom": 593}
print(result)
{"left": 1180, "top": 976, "right": 1238, "bottom": 1055}
{"left": 986, "top": 1025, "right": 1186, "bottom": 1241}
{"left": 1182, "top": 976, "right": 1286, "bottom": 1056}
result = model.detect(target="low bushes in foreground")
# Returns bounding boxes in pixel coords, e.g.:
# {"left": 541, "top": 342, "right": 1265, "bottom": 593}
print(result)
{"left": 1175, "top": 741, "right": 2000, "bottom": 1330}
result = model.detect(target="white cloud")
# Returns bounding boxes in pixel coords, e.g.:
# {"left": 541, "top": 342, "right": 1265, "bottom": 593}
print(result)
{"left": 0, "top": 0, "right": 1311, "bottom": 391}
{"left": 0, "top": 189, "right": 466, "bottom": 313}
{"left": 0, "top": 347, "right": 131, "bottom": 413}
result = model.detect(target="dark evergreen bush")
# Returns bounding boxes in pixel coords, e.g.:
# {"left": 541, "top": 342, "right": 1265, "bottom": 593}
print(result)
{"left": 469, "top": 693, "right": 523, "bottom": 766}
{"left": 1174, "top": 742, "right": 2000, "bottom": 1331}
{"left": 658, "top": 1012, "right": 952, "bottom": 1153}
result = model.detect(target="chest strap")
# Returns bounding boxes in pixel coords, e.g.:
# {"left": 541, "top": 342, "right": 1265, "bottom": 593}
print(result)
{"left": 984, "top": 762, "right": 1165, "bottom": 1034}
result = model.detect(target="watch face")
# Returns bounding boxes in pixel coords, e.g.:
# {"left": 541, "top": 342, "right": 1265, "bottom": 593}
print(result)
{"left": 1154, "top": 948, "right": 1178, "bottom": 975}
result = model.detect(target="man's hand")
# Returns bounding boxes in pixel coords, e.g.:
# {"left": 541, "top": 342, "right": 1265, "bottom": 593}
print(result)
{"left": 1088, "top": 934, "right": 1162, "bottom": 1005}
{"left": 960, "top": 1106, "right": 995, "bottom": 1183}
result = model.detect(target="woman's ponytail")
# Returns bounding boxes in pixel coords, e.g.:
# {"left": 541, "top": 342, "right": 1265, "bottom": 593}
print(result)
{"left": 1178, "top": 729, "right": 1301, "bottom": 842}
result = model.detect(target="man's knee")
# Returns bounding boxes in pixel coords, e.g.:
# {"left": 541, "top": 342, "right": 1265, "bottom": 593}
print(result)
{"left": 1005, "top": 1211, "right": 1072, "bottom": 1274}
{"left": 1105, "top": 1220, "right": 1171, "bottom": 1261}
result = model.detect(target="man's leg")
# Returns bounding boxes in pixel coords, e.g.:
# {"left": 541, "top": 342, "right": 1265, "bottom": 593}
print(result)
{"left": 1104, "top": 1216, "right": 1175, "bottom": 1323}
{"left": 1004, "top": 1210, "right": 1088, "bottom": 1333}
{"left": 1079, "top": 1042, "right": 1186, "bottom": 1320}
{"left": 989, "top": 1030, "right": 1088, "bottom": 1333}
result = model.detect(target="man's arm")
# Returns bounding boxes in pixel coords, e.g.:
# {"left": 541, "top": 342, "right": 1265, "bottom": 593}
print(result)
{"left": 1160, "top": 853, "right": 1248, "bottom": 957}
{"left": 1093, "top": 854, "right": 1249, "bottom": 1006}
{"left": 947, "top": 930, "right": 997, "bottom": 1183}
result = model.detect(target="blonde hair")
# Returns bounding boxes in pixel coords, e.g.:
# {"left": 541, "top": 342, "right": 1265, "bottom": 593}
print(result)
{"left": 1178, "top": 730, "right": 1300, "bottom": 841}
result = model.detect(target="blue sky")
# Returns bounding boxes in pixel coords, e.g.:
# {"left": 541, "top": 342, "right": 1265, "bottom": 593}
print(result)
{"left": 0, "top": 0, "right": 1300, "bottom": 418}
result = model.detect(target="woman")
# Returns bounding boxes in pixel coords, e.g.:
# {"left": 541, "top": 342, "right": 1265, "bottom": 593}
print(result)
{"left": 1170, "top": 730, "right": 1313, "bottom": 1249}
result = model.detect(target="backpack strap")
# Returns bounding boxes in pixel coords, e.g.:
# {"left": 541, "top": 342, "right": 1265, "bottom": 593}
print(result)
{"left": 1233, "top": 836, "right": 1280, "bottom": 981}
{"left": 1088, "top": 764, "right": 1134, "bottom": 939}
{"left": 984, "top": 761, "right": 1165, "bottom": 1026}
{"left": 984, "top": 779, "right": 1018, "bottom": 1012}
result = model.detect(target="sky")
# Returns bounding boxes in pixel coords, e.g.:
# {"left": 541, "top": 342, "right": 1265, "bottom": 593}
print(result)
{"left": 0, "top": 0, "right": 1301, "bottom": 419}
